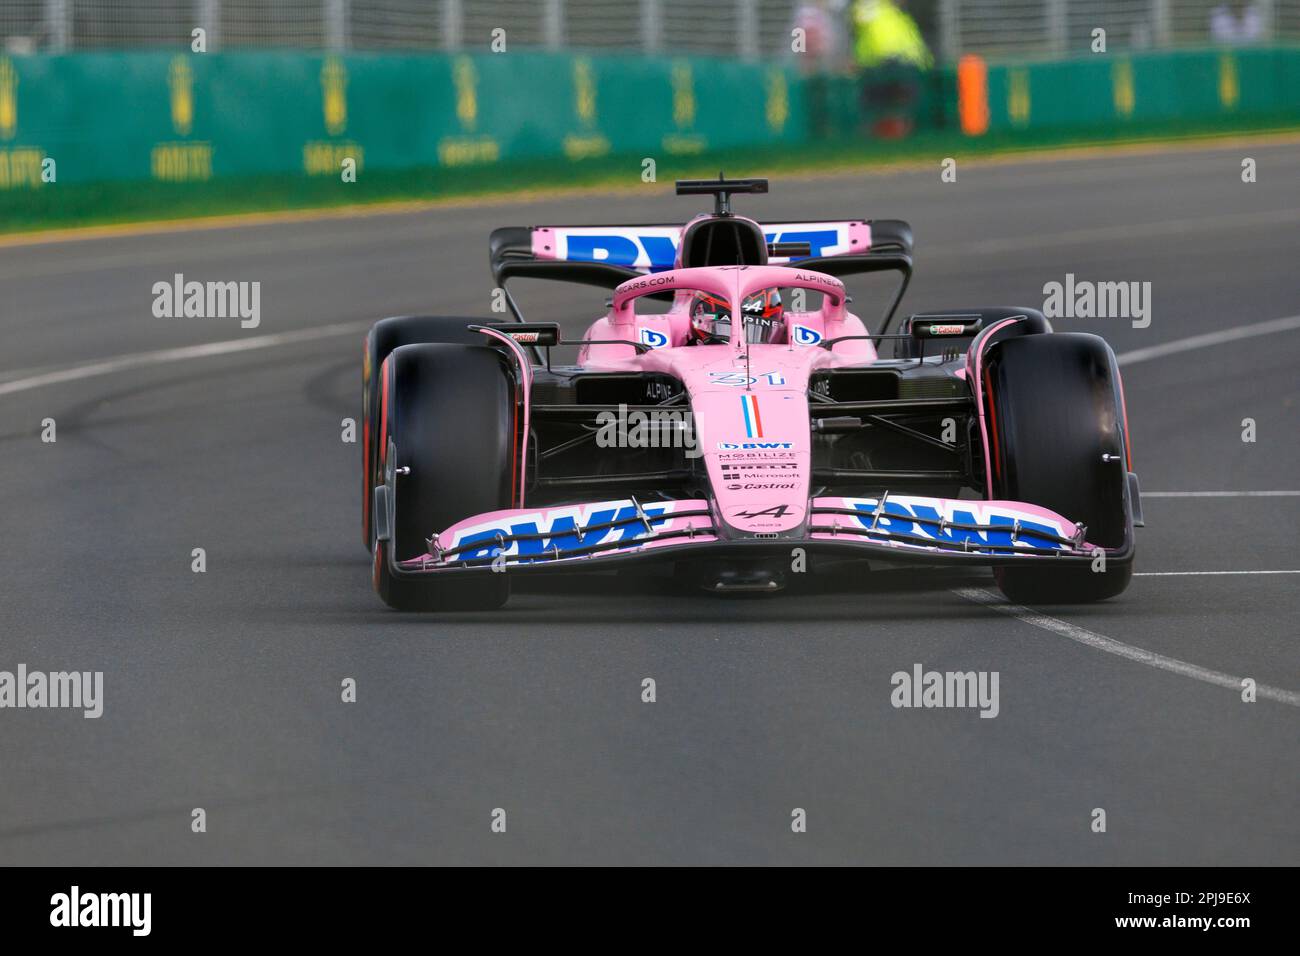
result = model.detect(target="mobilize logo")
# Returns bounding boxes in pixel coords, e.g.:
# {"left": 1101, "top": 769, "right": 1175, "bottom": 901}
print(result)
{"left": 891, "top": 663, "right": 1000, "bottom": 718}
{"left": 50, "top": 886, "right": 151, "bottom": 936}
{"left": 151, "top": 272, "right": 261, "bottom": 328}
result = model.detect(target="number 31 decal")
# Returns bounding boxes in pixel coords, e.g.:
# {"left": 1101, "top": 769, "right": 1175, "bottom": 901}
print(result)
{"left": 709, "top": 371, "right": 787, "bottom": 387}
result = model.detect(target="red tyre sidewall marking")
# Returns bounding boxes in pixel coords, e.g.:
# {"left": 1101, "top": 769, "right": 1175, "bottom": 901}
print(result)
{"left": 379, "top": 354, "right": 391, "bottom": 471}
{"left": 362, "top": 415, "right": 372, "bottom": 537}
{"left": 372, "top": 355, "right": 392, "bottom": 592}
{"left": 508, "top": 371, "right": 520, "bottom": 509}
{"left": 1116, "top": 368, "right": 1134, "bottom": 470}
{"left": 362, "top": 335, "right": 373, "bottom": 541}
{"left": 983, "top": 370, "right": 1002, "bottom": 484}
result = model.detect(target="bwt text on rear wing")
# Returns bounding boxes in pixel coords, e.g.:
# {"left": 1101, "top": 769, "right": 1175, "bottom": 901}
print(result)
{"left": 487, "top": 218, "right": 915, "bottom": 326}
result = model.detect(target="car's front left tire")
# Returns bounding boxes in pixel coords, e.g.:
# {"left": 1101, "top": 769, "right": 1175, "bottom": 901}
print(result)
{"left": 372, "top": 342, "right": 516, "bottom": 611}
{"left": 362, "top": 315, "right": 504, "bottom": 549}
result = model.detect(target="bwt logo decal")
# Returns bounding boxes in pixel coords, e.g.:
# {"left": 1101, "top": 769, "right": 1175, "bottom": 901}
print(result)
{"left": 639, "top": 328, "right": 669, "bottom": 349}
{"left": 451, "top": 502, "right": 670, "bottom": 562}
{"left": 763, "top": 229, "right": 843, "bottom": 259}
{"left": 718, "top": 441, "right": 794, "bottom": 450}
{"left": 846, "top": 499, "right": 1068, "bottom": 549}
{"left": 555, "top": 226, "right": 847, "bottom": 271}
{"left": 561, "top": 229, "right": 678, "bottom": 271}
{"left": 792, "top": 325, "right": 822, "bottom": 345}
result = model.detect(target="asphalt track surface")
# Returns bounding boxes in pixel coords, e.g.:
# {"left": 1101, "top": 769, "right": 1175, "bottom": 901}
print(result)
{"left": 1, "top": 140, "right": 1297, "bottom": 865}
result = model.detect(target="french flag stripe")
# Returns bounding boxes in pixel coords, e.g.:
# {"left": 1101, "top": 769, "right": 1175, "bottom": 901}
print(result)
{"left": 740, "top": 394, "right": 763, "bottom": 438}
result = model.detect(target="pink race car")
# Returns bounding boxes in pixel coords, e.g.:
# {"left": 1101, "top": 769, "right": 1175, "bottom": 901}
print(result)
{"left": 361, "top": 177, "right": 1142, "bottom": 611}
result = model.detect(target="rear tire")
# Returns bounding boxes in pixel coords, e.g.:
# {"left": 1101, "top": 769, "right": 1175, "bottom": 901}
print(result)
{"left": 362, "top": 315, "right": 502, "bottom": 549}
{"left": 986, "top": 333, "right": 1133, "bottom": 603}
{"left": 372, "top": 343, "right": 516, "bottom": 611}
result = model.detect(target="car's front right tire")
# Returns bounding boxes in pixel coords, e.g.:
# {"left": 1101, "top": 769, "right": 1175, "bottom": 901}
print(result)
{"left": 985, "top": 332, "right": 1133, "bottom": 603}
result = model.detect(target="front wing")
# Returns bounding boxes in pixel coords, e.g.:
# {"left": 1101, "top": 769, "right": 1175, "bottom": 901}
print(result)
{"left": 379, "top": 494, "right": 1133, "bottom": 579}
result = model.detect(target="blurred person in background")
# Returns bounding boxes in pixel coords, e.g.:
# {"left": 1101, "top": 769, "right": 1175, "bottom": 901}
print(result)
{"left": 793, "top": 0, "right": 855, "bottom": 140}
{"left": 851, "top": 0, "right": 932, "bottom": 139}
{"left": 1211, "top": 1, "right": 1265, "bottom": 44}
{"left": 791, "top": 0, "right": 849, "bottom": 73}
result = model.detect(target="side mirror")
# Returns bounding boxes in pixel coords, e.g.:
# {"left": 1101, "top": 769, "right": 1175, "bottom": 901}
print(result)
{"left": 494, "top": 323, "right": 561, "bottom": 347}
{"left": 910, "top": 316, "right": 983, "bottom": 339}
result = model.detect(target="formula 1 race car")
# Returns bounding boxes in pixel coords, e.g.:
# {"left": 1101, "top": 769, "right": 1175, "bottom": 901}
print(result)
{"left": 361, "top": 177, "right": 1142, "bottom": 610}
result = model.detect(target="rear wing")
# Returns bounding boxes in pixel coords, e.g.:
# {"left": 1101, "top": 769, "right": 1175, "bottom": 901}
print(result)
{"left": 488, "top": 219, "right": 914, "bottom": 327}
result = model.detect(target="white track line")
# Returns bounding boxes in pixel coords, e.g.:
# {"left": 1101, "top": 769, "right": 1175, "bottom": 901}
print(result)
{"left": 0, "top": 321, "right": 369, "bottom": 398}
{"left": 1116, "top": 313, "right": 1300, "bottom": 366}
{"left": 954, "top": 587, "right": 1300, "bottom": 708}
{"left": 1141, "top": 490, "right": 1300, "bottom": 497}
{"left": 1135, "top": 570, "right": 1300, "bottom": 576}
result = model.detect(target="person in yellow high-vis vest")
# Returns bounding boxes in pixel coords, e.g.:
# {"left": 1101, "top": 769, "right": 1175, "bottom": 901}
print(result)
{"left": 851, "top": 0, "right": 933, "bottom": 69}
{"left": 851, "top": 0, "right": 932, "bottom": 138}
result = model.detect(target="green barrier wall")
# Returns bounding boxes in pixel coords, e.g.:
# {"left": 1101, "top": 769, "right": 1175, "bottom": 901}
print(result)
{"left": 0, "top": 50, "right": 804, "bottom": 188}
{"left": 807, "top": 45, "right": 1300, "bottom": 138}
{"left": 0, "top": 46, "right": 1296, "bottom": 219}
{"left": 982, "top": 46, "right": 1300, "bottom": 134}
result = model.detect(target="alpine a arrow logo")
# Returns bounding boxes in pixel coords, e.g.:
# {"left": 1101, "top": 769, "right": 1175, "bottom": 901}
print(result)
{"left": 731, "top": 504, "right": 792, "bottom": 519}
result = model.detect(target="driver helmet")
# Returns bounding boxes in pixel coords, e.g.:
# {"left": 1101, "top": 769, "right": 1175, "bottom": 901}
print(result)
{"left": 689, "top": 288, "right": 784, "bottom": 344}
